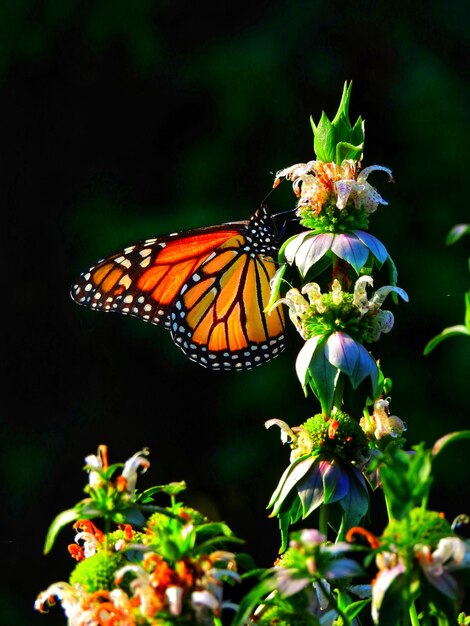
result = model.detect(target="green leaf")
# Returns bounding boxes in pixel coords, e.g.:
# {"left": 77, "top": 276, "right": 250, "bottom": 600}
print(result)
{"left": 119, "top": 505, "right": 146, "bottom": 527}
{"left": 139, "top": 481, "right": 186, "bottom": 501}
{"left": 343, "top": 598, "right": 371, "bottom": 620}
{"left": 424, "top": 324, "right": 470, "bottom": 355}
{"left": 445, "top": 223, "right": 470, "bottom": 245}
{"left": 466, "top": 290, "right": 470, "bottom": 328}
{"left": 268, "top": 456, "right": 315, "bottom": 516}
{"left": 351, "top": 115, "right": 364, "bottom": 148}
{"left": 306, "top": 342, "right": 339, "bottom": 413}
{"left": 295, "top": 335, "right": 322, "bottom": 391}
{"left": 337, "top": 469, "right": 369, "bottom": 537}
{"left": 313, "top": 111, "right": 337, "bottom": 162}
{"left": 374, "top": 570, "right": 406, "bottom": 626}
{"left": 310, "top": 82, "right": 364, "bottom": 164}
{"left": 378, "top": 445, "right": 433, "bottom": 519}
{"left": 336, "top": 140, "right": 364, "bottom": 164}
{"left": 43, "top": 507, "right": 81, "bottom": 554}
{"left": 432, "top": 430, "right": 470, "bottom": 457}
{"left": 231, "top": 576, "right": 279, "bottom": 626}
{"left": 266, "top": 263, "right": 288, "bottom": 308}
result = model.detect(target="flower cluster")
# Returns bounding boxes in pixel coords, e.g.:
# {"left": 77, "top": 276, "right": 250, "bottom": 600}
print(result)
{"left": 348, "top": 509, "right": 470, "bottom": 624}
{"left": 35, "top": 83, "right": 470, "bottom": 626}
{"left": 35, "top": 446, "right": 242, "bottom": 626}
{"left": 233, "top": 528, "right": 367, "bottom": 626}
{"left": 360, "top": 397, "right": 407, "bottom": 448}
{"left": 265, "top": 413, "right": 371, "bottom": 550}
{"left": 269, "top": 276, "right": 407, "bottom": 414}
{"left": 274, "top": 159, "right": 393, "bottom": 229}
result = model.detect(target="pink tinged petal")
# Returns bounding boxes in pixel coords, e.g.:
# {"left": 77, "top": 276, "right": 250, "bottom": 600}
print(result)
{"left": 299, "top": 528, "right": 326, "bottom": 545}
{"left": 284, "top": 231, "right": 313, "bottom": 264}
{"left": 320, "top": 458, "right": 350, "bottom": 504}
{"left": 421, "top": 569, "right": 462, "bottom": 601}
{"left": 371, "top": 285, "right": 409, "bottom": 308}
{"left": 358, "top": 165, "right": 393, "bottom": 183}
{"left": 434, "top": 537, "right": 466, "bottom": 565}
{"left": 269, "top": 456, "right": 316, "bottom": 515}
{"left": 353, "top": 230, "right": 389, "bottom": 265}
{"left": 339, "top": 466, "right": 370, "bottom": 530}
{"left": 375, "top": 310, "right": 395, "bottom": 335}
{"left": 335, "top": 179, "right": 355, "bottom": 209}
{"left": 191, "top": 590, "right": 220, "bottom": 611}
{"left": 325, "top": 557, "right": 364, "bottom": 579}
{"left": 295, "top": 233, "right": 334, "bottom": 277}
{"left": 265, "top": 419, "right": 297, "bottom": 444}
{"left": 358, "top": 186, "right": 387, "bottom": 212}
{"left": 331, "top": 234, "right": 369, "bottom": 273}
{"left": 166, "top": 586, "right": 184, "bottom": 615}
{"left": 122, "top": 448, "right": 150, "bottom": 493}
{"left": 350, "top": 343, "right": 378, "bottom": 391}
{"left": 371, "top": 563, "right": 405, "bottom": 624}
{"left": 296, "top": 461, "right": 327, "bottom": 517}
{"left": 325, "top": 332, "right": 359, "bottom": 376}
{"left": 276, "top": 569, "right": 311, "bottom": 596}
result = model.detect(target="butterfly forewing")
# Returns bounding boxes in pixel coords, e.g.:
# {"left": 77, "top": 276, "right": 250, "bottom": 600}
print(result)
{"left": 71, "top": 206, "right": 286, "bottom": 370}
{"left": 71, "top": 227, "right": 242, "bottom": 327}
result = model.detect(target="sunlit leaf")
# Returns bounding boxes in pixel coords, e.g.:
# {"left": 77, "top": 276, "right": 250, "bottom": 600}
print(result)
{"left": 445, "top": 223, "right": 470, "bottom": 246}
{"left": 268, "top": 456, "right": 315, "bottom": 516}
{"left": 432, "top": 430, "right": 470, "bottom": 457}
{"left": 424, "top": 324, "right": 470, "bottom": 355}
{"left": 43, "top": 507, "right": 82, "bottom": 554}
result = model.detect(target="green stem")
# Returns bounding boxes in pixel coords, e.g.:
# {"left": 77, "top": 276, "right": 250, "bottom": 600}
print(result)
{"left": 319, "top": 505, "right": 329, "bottom": 538}
{"left": 317, "top": 578, "right": 351, "bottom": 626}
{"left": 332, "top": 372, "right": 344, "bottom": 412}
{"left": 409, "top": 601, "right": 420, "bottom": 626}
{"left": 104, "top": 517, "right": 110, "bottom": 552}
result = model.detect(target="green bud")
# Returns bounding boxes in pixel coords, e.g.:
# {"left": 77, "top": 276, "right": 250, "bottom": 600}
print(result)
{"left": 382, "top": 508, "right": 453, "bottom": 552}
{"left": 69, "top": 552, "right": 124, "bottom": 592}
{"left": 310, "top": 81, "right": 364, "bottom": 164}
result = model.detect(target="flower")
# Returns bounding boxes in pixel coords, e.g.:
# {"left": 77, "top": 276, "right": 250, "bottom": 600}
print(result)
{"left": 274, "top": 159, "right": 392, "bottom": 221}
{"left": 348, "top": 509, "right": 470, "bottom": 624}
{"left": 235, "top": 527, "right": 365, "bottom": 626}
{"left": 282, "top": 226, "right": 395, "bottom": 281}
{"left": 360, "top": 397, "right": 407, "bottom": 445}
{"left": 415, "top": 537, "right": 470, "bottom": 600}
{"left": 266, "top": 414, "right": 370, "bottom": 550}
{"left": 36, "top": 447, "right": 243, "bottom": 626}
{"left": 120, "top": 447, "right": 150, "bottom": 494}
{"left": 272, "top": 157, "right": 396, "bottom": 283}
{"left": 271, "top": 277, "right": 407, "bottom": 411}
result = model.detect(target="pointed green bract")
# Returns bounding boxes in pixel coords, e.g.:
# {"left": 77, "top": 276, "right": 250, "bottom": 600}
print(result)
{"left": 310, "top": 81, "right": 364, "bottom": 164}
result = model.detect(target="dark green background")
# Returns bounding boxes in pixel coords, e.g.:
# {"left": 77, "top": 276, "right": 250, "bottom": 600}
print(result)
{"left": 3, "top": 1, "right": 469, "bottom": 624}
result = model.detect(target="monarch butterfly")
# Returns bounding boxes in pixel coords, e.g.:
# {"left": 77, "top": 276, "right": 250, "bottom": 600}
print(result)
{"left": 71, "top": 206, "right": 286, "bottom": 371}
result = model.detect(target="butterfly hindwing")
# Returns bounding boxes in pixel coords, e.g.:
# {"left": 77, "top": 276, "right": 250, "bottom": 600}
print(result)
{"left": 171, "top": 240, "right": 286, "bottom": 370}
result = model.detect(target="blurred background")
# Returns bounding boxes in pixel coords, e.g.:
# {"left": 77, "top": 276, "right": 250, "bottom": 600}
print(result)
{"left": 3, "top": 1, "right": 469, "bottom": 624}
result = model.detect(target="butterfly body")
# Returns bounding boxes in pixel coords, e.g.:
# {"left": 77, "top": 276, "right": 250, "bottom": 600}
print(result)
{"left": 71, "top": 206, "right": 286, "bottom": 371}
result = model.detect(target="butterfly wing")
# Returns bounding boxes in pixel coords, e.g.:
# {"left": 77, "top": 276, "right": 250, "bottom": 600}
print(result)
{"left": 171, "top": 237, "right": 286, "bottom": 370}
{"left": 71, "top": 225, "right": 244, "bottom": 328}
{"left": 71, "top": 206, "right": 285, "bottom": 370}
